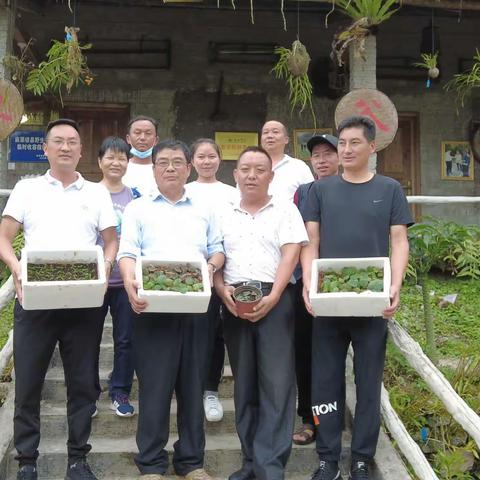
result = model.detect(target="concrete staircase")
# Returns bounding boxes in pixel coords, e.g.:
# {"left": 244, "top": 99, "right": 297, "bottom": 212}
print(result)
{"left": 3, "top": 320, "right": 410, "bottom": 480}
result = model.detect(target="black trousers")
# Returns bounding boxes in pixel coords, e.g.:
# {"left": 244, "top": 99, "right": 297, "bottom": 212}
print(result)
{"left": 293, "top": 279, "right": 313, "bottom": 425}
{"left": 223, "top": 286, "right": 296, "bottom": 480}
{"left": 13, "top": 300, "right": 104, "bottom": 466}
{"left": 205, "top": 291, "right": 225, "bottom": 392}
{"left": 133, "top": 312, "right": 209, "bottom": 476}
{"left": 311, "top": 316, "right": 388, "bottom": 463}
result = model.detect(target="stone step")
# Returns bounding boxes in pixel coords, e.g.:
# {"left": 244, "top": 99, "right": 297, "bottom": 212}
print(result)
{"left": 5, "top": 433, "right": 353, "bottom": 479}
{"left": 40, "top": 397, "right": 238, "bottom": 437}
{"left": 42, "top": 366, "right": 234, "bottom": 402}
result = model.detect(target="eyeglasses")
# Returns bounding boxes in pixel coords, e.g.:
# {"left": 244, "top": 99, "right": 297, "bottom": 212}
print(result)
{"left": 154, "top": 159, "right": 188, "bottom": 169}
{"left": 49, "top": 138, "right": 80, "bottom": 148}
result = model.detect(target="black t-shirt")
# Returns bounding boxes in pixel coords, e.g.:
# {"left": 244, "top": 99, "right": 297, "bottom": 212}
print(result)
{"left": 303, "top": 174, "right": 414, "bottom": 258}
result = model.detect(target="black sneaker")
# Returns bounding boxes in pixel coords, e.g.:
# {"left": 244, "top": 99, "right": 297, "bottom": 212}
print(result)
{"left": 17, "top": 465, "right": 37, "bottom": 480}
{"left": 311, "top": 460, "right": 342, "bottom": 480}
{"left": 349, "top": 461, "right": 369, "bottom": 480}
{"left": 65, "top": 459, "right": 98, "bottom": 480}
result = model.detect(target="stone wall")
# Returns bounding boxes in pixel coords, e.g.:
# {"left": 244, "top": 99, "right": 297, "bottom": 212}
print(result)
{"left": 2, "top": 3, "right": 479, "bottom": 222}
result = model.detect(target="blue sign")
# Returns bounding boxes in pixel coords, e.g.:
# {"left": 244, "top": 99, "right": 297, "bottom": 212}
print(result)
{"left": 9, "top": 130, "right": 47, "bottom": 162}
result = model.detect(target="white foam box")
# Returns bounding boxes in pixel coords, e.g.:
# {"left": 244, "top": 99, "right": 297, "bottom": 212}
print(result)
{"left": 21, "top": 246, "right": 106, "bottom": 310}
{"left": 136, "top": 257, "right": 211, "bottom": 314}
{"left": 309, "top": 257, "right": 391, "bottom": 317}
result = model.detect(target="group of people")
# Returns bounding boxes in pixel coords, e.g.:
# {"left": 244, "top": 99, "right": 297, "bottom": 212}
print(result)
{"left": 0, "top": 113, "right": 413, "bottom": 480}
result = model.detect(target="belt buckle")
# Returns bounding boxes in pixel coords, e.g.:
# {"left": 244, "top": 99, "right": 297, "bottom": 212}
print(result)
{"left": 245, "top": 280, "right": 262, "bottom": 289}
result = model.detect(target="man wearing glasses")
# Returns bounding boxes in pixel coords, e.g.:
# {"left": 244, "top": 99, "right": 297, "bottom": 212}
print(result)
{"left": 118, "top": 139, "right": 225, "bottom": 480}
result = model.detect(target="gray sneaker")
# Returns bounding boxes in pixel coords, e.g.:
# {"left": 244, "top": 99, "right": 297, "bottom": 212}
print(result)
{"left": 311, "top": 461, "right": 341, "bottom": 480}
{"left": 65, "top": 459, "right": 98, "bottom": 480}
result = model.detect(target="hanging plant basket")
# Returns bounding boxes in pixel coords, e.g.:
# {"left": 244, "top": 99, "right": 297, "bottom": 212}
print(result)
{"left": 25, "top": 26, "right": 94, "bottom": 105}
{"left": 271, "top": 40, "right": 316, "bottom": 126}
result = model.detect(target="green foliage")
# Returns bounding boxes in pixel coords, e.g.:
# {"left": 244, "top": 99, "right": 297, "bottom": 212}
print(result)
{"left": 385, "top": 322, "right": 480, "bottom": 479}
{"left": 0, "top": 231, "right": 24, "bottom": 286}
{"left": 408, "top": 218, "right": 480, "bottom": 281}
{"left": 332, "top": 0, "right": 400, "bottom": 24}
{"left": 319, "top": 266, "right": 383, "bottom": 293}
{"left": 142, "top": 263, "right": 203, "bottom": 293}
{"left": 271, "top": 40, "right": 316, "bottom": 126}
{"left": 445, "top": 49, "right": 480, "bottom": 109}
{"left": 26, "top": 28, "right": 93, "bottom": 105}
{"left": 0, "top": 300, "right": 14, "bottom": 352}
{"left": 413, "top": 52, "right": 438, "bottom": 70}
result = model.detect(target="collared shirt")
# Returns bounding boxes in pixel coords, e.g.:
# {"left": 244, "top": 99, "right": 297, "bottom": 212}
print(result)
{"left": 268, "top": 154, "right": 314, "bottom": 202}
{"left": 222, "top": 197, "right": 308, "bottom": 285}
{"left": 117, "top": 189, "right": 224, "bottom": 261}
{"left": 3, "top": 170, "right": 117, "bottom": 249}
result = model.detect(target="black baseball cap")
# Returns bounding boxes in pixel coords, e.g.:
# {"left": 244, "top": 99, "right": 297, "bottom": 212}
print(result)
{"left": 45, "top": 118, "right": 80, "bottom": 136}
{"left": 307, "top": 134, "right": 338, "bottom": 154}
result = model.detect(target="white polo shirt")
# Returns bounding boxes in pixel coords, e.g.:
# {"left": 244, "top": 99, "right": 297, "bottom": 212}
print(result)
{"left": 221, "top": 197, "right": 308, "bottom": 285}
{"left": 268, "top": 154, "right": 314, "bottom": 202}
{"left": 3, "top": 171, "right": 117, "bottom": 249}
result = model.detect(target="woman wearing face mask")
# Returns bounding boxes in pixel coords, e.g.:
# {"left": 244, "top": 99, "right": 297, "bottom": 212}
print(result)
{"left": 186, "top": 138, "right": 238, "bottom": 423}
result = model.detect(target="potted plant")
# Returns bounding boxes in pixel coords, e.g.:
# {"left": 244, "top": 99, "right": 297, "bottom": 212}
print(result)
{"left": 233, "top": 285, "right": 263, "bottom": 316}
{"left": 414, "top": 52, "right": 440, "bottom": 79}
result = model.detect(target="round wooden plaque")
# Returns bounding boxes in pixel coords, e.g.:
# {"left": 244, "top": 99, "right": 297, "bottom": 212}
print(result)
{"left": 0, "top": 79, "right": 24, "bottom": 141}
{"left": 335, "top": 89, "right": 398, "bottom": 152}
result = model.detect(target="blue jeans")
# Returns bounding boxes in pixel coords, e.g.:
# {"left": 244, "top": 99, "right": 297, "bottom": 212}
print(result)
{"left": 101, "top": 287, "right": 135, "bottom": 398}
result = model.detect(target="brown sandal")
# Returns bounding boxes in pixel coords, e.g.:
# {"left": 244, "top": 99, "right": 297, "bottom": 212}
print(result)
{"left": 292, "top": 423, "right": 316, "bottom": 445}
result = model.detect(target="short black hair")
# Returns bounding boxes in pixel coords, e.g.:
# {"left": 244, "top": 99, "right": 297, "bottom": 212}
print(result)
{"left": 337, "top": 116, "right": 376, "bottom": 142}
{"left": 127, "top": 115, "right": 158, "bottom": 134}
{"left": 45, "top": 118, "right": 79, "bottom": 139}
{"left": 98, "top": 136, "right": 131, "bottom": 159}
{"left": 237, "top": 146, "right": 272, "bottom": 166}
{"left": 191, "top": 138, "right": 222, "bottom": 159}
{"left": 152, "top": 139, "right": 191, "bottom": 164}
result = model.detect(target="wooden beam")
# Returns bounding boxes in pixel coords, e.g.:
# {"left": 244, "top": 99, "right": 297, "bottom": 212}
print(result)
{"left": 305, "top": 0, "right": 480, "bottom": 11}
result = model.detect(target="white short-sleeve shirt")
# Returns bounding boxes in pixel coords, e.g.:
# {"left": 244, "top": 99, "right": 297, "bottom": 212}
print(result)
{"left": 268, "top": 154, "right": 314, "bottom": 202}
{"left": 122, "top": 161, "right": 158, "bottom": 197}
{"left": 3, "top": 171, "right": 117, "bottom": 249}
{"left": 221, "top": 198, "right": 308, "bottom": 284}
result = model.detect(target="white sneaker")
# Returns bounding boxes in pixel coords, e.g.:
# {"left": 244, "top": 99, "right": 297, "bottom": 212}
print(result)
{"left": 203, "top": 391, "right": 223, "bottom": 422}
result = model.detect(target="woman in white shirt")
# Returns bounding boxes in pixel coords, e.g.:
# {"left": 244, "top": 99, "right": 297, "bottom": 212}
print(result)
{"left": 187, "top": 138, "right": 237, "bottom": 424}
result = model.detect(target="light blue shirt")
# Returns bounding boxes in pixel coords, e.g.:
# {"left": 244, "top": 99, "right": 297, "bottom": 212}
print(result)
{"left": 117, "top": 190, "right": 224, "bottom": 261}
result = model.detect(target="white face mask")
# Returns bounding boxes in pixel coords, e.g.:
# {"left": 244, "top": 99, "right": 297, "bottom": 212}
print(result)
{"left": 130, "top": 146, "right": 153, "bottom": 159}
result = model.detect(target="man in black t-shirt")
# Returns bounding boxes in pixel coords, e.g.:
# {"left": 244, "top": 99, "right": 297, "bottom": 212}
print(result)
{"left": 301, "top": 116, "right": 413, "bottom": 480}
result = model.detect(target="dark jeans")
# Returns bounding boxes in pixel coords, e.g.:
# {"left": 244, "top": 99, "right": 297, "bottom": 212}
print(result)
{"left": 133, "top": 312, "right": 209, "bottom": 476}
{"left": 223, "top": 285, "right": 296, "bottom": 480}
{"left": 205, "top": 290, "right": 225, "bottom": 392}
{"left": 13, "top": 300, "right": 104, "bottom": 466}
{"left": 293, "top": 279, "right": 314, "bottom": 426}
{"left": 101, "top": 287, "right": 135, "bottom": 398}
{"left": 311, "top": 316, "right": 388, "bottom": 463}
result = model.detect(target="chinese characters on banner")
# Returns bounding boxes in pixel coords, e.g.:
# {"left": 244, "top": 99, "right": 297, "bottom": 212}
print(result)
{"left": 9, "top": 131, "right": 48, "bottom": 162}
{"left": 215, "top": 132, "right": 259, "bottom": 160}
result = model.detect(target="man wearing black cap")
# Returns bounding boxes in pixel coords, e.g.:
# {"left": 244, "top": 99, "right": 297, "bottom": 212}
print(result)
{"left": 292, "top": 134, "right": 339, "bottom": 446}
{"left": 0, "top": 119, "right": 118, "bottom": 480}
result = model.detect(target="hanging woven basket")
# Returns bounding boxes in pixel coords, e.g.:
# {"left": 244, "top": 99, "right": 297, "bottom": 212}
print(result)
{"left": 0, "top": 79, "right": 24, "bottom": 141}
{"left": 286, "top": 40, "right": 311, "bottom": 76}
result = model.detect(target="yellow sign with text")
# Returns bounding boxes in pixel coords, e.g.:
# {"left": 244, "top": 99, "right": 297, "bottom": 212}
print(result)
{"left": 215, "top": 131, "right": 258, "bottom": 160}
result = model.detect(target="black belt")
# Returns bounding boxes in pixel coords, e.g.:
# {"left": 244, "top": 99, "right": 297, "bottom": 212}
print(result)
{"left": 231, "top": 281, "right": 273, "bottom": 290}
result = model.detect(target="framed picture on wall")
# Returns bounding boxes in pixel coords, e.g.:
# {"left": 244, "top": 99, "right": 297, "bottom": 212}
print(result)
{"left": 441, "top": 141, "right": 474, "bottom": 181}
{"left": 293, "top": 128, "right": 333, "bottom": 162}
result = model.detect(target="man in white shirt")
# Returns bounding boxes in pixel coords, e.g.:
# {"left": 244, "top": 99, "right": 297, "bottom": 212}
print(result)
{"left": 214, "top": 146, "right": 308, "bottom": 480}
{"left": 260, "top": 120, "right": 314, "bottom": 201}
{"left": 123, "top": 115, "right": 159, "bottom": 196}
{"left": 0, "top": 119, "right": 118, "bottom": 480}
{"left": 118, "top": 139, "right": 225, "bottom": 480}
